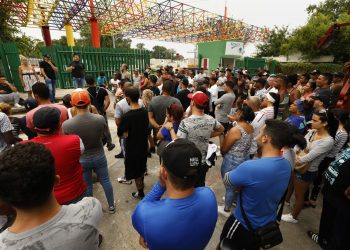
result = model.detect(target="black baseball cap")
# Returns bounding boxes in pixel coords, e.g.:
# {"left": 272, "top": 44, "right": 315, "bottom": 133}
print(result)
{"left": 43, "top": 54, "right": 51, "bottom": 58}
{"left": 33, "top": 107, "right": 61, "bottom": 133}
{"left": 254, "top": 77, "right": 267, "bottom": 86}
{"left": 181, "top": 77, "right": 189, "bottom": 86}
{"left": 162, "top": 139, "right": 202, "bottom": 179}
{"left": 311, "top": 70, "right": 320, "bottom": 75}
{"left": 311, "top": 95, "right": 330, "bottom": 108}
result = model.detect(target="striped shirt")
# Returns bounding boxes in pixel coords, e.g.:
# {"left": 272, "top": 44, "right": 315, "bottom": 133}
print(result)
{"left": 328, "top": 129, "right": 348, "bottom": 158}
{"left": 261, "top": 106, "right": 274, "bottom": 120}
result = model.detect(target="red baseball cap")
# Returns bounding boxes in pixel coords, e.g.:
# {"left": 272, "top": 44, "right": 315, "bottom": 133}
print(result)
{"left": 187, "top": 91, "right": 208, "bottom": 107}
{"left": 71, "top": 89, "right": 91, "bottom": 107}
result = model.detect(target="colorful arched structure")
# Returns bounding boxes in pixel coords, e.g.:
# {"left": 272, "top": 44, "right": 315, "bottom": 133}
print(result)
{"left": 0, "top": 0, "right": 269, "bottom": 47}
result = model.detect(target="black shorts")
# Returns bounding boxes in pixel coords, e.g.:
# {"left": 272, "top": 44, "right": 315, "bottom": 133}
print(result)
{"left": 220, "top": 215, "right": 259, "bottom": 250}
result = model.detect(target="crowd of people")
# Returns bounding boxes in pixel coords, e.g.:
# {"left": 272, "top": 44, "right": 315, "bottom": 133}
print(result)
{"left": 0, "top": 55, "right": 349, "bottom": 250}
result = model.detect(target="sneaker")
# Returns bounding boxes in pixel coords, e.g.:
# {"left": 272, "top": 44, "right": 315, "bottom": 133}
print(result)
{"left": 117, "top": 177, "right": 132, "bottom": 185}
{"left": 115, "top": 152, "right": 124, "bottom": 158}
{"left": 147, "top": 152, "right": 152, "bottom": 158}
{"left": 98, "top": 234, "right": 103, "bottom": 247}
{"left": 307, "top": 231, "right": 319, "bottom": 244}
{"left": 108, "top": 202, "right": 116, "bottom": 214}
{"left": 132, "top": 192, "right": 145, "bottom": 200}
{"left": 281, "top": 213, "right": 298, "bottom": 223}
{"left": 150, "top": 146, "right": 156, "bottom": 153}
{"left": 218, "top": 205, "right": 231, "bottom": 217}
{"left": 14, "top": 103, "right": 23, "bottom": 108}
{"left": 107, "top": 144, "right": 116, "bottom": 151}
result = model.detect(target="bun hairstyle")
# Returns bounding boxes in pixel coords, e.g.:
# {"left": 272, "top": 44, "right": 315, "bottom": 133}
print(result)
{"left": 238, "top": 105, "right": 255, "bottom": 123}
{"left": 266, "top": 92, "right": 280, "bottom": 119}
{"left": 286, "top": 123, "right": 307, "bottom": 149}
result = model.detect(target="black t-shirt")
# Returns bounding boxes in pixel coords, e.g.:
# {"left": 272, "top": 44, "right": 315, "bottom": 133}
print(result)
{"left": 175, "top": 89, "right": 191, "bottom": 110}
{"left": 323, "top": 150, "right": 350, "bottom": 211}
{"left": 87, "top": 86, "right": 108, "bottom": 114}
{"left": 147, "top": 86, "right": 160, "bottom": 96}
{"left": 0, "top": 84, "right": 12, "bottom": 94}
{"left": 68, "top": 61, "right": 85, "bottom": 78}
{"left": 39, "top": 61, "right": 56, "bottom": 80}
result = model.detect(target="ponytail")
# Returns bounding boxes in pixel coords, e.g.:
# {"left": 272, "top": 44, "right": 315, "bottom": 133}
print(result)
{"left": 267, "top": 92, "right": 280, "bottom": 119}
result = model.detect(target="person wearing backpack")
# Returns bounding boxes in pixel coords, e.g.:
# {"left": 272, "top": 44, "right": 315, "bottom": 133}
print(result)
{"left": 86, "top": 75, "right": 115, "bottom": 151}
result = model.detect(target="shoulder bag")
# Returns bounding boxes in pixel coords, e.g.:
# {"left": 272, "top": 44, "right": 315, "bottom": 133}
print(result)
{"left": 239, "top": 187, "right": 287, "bottom": 249}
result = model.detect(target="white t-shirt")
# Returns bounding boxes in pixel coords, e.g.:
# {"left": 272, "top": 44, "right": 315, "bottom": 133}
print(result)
{"left": 110, "top": 79, "right": 119, "bottom": 90}
{"left": 249, "top": 110, "right": 266, "bottom": 155}
{"left": 208, "top": 85, "right": 218, "bottom": 102}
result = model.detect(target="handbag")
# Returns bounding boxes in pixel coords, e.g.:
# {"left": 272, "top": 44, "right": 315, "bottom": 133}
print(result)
{"left": 239, "top": 187, "right": 287, "bottom": 249}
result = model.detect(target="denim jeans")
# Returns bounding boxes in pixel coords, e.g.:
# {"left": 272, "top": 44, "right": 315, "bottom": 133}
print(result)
{"left": 73, "top": 77, "right": 85, "bottom": 88}
{"left": 221, "top": 154, "right": 246, "bottom": 210}
{"left": 80, "top": 153, "right": 114, "bottom": 207}
{"left": 45, "top": 78, "right": 56, "bottom": 102}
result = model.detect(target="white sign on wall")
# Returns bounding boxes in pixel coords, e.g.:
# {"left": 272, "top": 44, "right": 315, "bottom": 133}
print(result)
{"left": 225, "top": 42, "right": 244, "bottom": 56}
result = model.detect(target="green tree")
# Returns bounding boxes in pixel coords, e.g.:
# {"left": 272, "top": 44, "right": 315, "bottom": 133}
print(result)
{"left": 150, "top": 46, "right": 168, "bottom": 59}
{"left": 0, "top": 0, "right": 23, "bottom": 42}
{"left": 52, "top": 36, "right": 68, "bottom": 46}
{"left": 256, "top": 26, "right": 289, "bottom": 57}
{"left": 281, "top": 12, "right": 350, "bottom": 62}
{"left": 136, "top": 43, "right": 145, "bottom": 50}
{"left": 77, "top": 25, "right": 131, "bottom": 48}
{"left": 307, "top": 0, "right": 350, "bottom": 21}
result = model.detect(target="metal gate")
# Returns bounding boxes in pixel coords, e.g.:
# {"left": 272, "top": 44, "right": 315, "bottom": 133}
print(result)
{"left": 0, "top": 43, "right": 22, "bottom": 91}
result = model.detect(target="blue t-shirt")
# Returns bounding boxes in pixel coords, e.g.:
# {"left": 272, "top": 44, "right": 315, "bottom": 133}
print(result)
{"left": 160, "top": 122, "right": 179, "bottom": 142}
{"left": 227, "top": 157, "right": 291, "bottom": 229}
{"left": 132, "top": 182, "right": 218, "bottom": 250}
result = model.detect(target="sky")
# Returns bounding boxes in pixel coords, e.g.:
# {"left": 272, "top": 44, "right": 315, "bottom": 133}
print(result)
{"left": 20, "top": 0, "right": 322, "bottom": 58}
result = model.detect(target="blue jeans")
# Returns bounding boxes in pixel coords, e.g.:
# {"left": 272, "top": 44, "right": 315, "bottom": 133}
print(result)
{"left": 73, "top": 77, "right": 85, "bottom": 88}
{"left": 221, "top": 154, "right": 246, "bottom": 210}
{"left": 45, "top": 79, "right": 56, "bottom": 102}
{"left": 80, "top": 153, "right": 114, "bottom": 207}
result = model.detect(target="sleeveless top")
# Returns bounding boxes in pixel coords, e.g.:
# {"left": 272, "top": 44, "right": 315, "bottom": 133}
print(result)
{"left": 227, "top": 124, "right": 253, "bottom": 159}
{"left": 21, "top": 68, "right": 37, "bottom": 91}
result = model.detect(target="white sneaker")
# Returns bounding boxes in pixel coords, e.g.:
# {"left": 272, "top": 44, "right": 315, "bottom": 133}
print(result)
{"left": 218, "top": 205, "right": 231, "bottom": 218}
{"left": 14, "top": 103, "right": 23, "bottom": 108}
{"left": 281, "top": 213, "right": 298, "bottom": 223}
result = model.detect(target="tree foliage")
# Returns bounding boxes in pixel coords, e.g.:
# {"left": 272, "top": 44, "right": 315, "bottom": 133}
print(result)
{"left": 136, "top": 43, "right": 145, "bottom": 50}
{"left": 256, "top": 0, "right": 350, "bottom": 62}
{"left": 150, "top": 46, "right": 181, "bottom": 59}
{"left": 256, "top": 26, "right": 289, "bottom": 57}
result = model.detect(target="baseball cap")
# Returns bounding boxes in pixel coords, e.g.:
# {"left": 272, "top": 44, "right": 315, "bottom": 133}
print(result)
{"left": 71, "top": 89, "right": 91, "bottom": 107}
{"left": 187, "top": 91, "right": 209, "bottom": 107}
{"left": 181, "top": 77, "right": 189, "bottom": 86}
{"left": 311, "top": 70, "right": 320, "bottom": 75}
{"left": 33, "top": 107, "right": 61, "bottom": 133}
{"left": 43, "top": 54, "right": 51, "bottom": 58}
{"left": 311, "top": 95, "right": 330, "bottom": 107}
{"left": 295, "top": 99, "right": 304, "bottom": 113}
{"left": 333, "top": 72, "right": 345, "bottom": 78}
{"left": 162, "top": 139, "right": 202, "bottom": 179}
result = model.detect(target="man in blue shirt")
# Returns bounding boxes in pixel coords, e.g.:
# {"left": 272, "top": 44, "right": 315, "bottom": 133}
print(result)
{"left": 132, "top": 139, "right": 218, "bottom": 250}
{"left": 219, "top": 119, "right": 292, "bottom": 249}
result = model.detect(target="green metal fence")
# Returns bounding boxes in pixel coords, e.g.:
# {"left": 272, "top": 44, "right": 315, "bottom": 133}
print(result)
{"left": 0, "top": 43, "right": 22, "bottom": 91}
{"left": 41, "top": 45, "right": 151, "bottom": 88}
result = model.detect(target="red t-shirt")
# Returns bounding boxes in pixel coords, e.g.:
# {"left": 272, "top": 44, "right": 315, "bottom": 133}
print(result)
{"left": 25, "top": 134, "right": 86, "bottom": 204}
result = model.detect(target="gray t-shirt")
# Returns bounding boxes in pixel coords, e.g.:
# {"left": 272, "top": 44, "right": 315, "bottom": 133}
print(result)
{"left": 148, "top": 95, "right": 182, "bottom": 125}
{"left": 0, "top": 197, "right": 102, "bottom": 250}
{"left": 177, "top": 114, "right": 222, "bottom": 163}
{"left": 114, "top": 98, "right": 144, "bottom": 119}
{"left": 214, "top": 93, "right": 236, "bottom": 123}
{"left": 0, "top": 112, "right": 13, "bottom": 153}
{"left": 62, "top": 113, "right": 106, "bottom": 158}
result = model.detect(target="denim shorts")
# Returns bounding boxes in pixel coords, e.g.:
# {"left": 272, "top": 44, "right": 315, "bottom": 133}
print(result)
{"left": 295, "top": 171, "right": 318, "bottom": 183}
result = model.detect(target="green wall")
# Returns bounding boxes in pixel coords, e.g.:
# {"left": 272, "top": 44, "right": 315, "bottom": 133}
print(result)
{"left": 197, "top": 40, "right": 241, "bottom": 72}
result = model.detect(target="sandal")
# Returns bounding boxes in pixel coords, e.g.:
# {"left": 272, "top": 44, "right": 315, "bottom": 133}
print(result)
{"left": 307, "top": 230, "right": 319, "bottom": 244}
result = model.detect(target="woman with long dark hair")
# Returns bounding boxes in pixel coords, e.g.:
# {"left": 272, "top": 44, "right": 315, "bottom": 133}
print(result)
{"left": 282, "top": 110, "right": 338, "bottom": 223}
